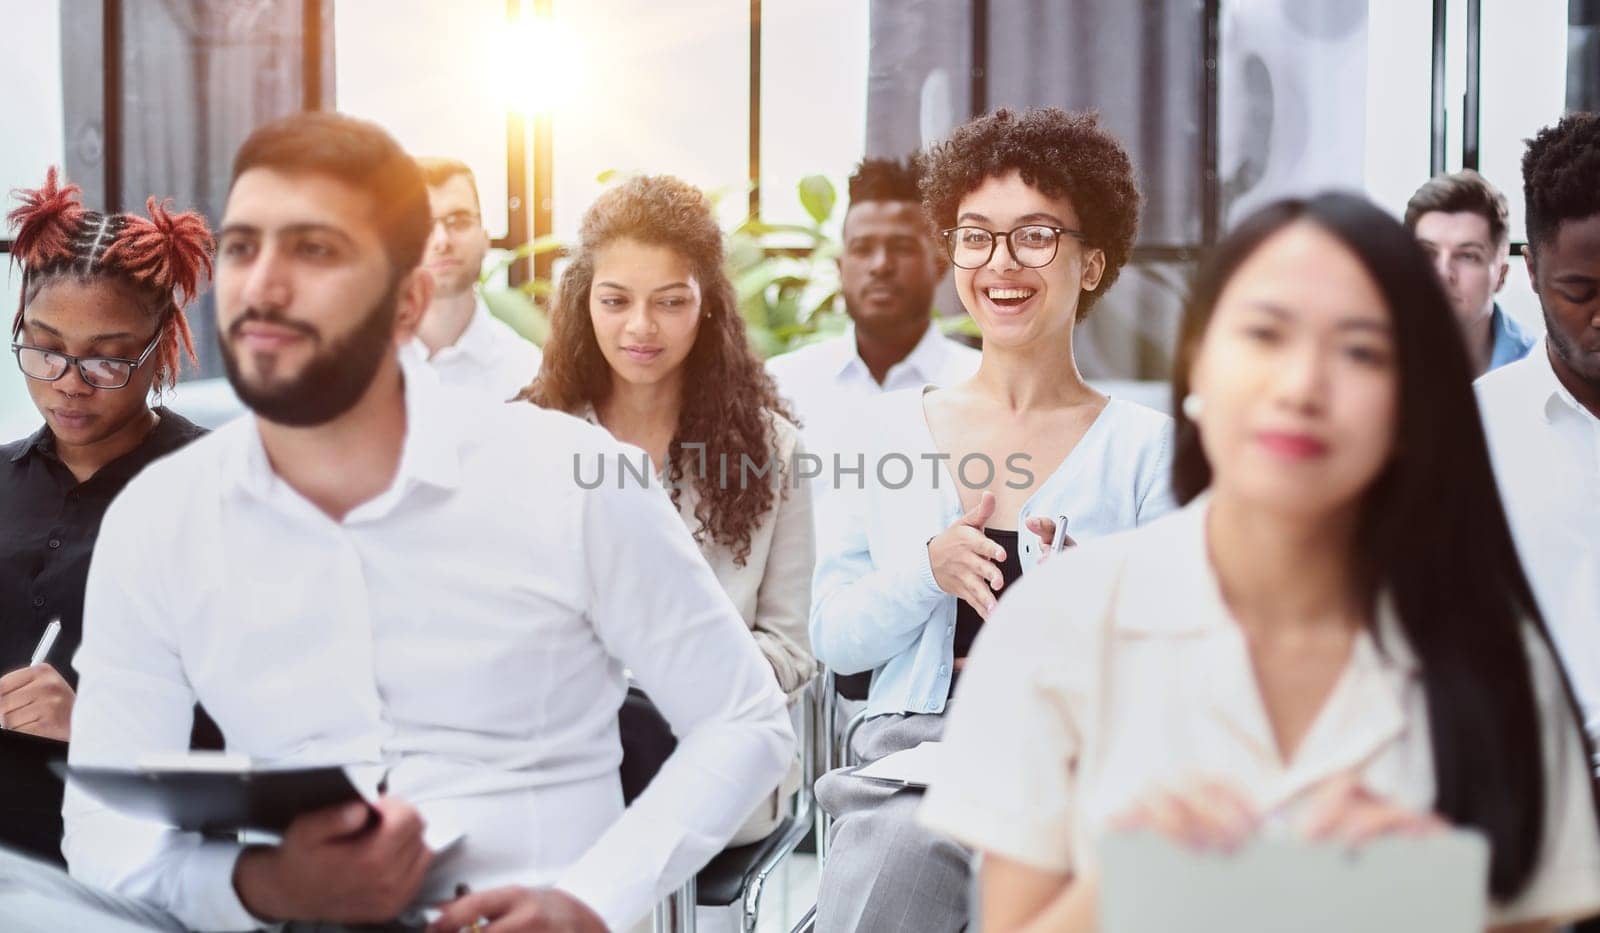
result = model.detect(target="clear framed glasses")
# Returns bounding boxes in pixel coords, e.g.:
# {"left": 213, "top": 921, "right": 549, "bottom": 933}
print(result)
{"left": 431, "top": 210, "right": 482, "bottom": 235}
{"left": 940, "top": 224, "right": 1084, "bottom": 269}
{"left": 10, "top": 324, "right": 162, "bottom": 390}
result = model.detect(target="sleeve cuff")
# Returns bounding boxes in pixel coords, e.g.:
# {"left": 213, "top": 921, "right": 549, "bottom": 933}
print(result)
{"left": 553, "top": 870, "right": 649, "bottom": 933}
{"left": 182, "top": 840, "right": 277, "bottom": 933}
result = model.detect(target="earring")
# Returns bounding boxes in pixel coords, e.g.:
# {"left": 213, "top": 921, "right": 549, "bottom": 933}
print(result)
{"left": 1181, "top": 393, "right": 1204, "bottom": 421}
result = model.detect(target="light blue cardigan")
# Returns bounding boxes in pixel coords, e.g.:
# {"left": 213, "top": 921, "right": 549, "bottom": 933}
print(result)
{"left": 810, "top": 386, "right": 1177, "bottom": 718}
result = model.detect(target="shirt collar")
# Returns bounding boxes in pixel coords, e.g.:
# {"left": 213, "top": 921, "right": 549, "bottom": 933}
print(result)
{"left": 7, "top": 422, "right": 53, "bottom": 462}
{"left": 1117, "top": 496, "right": 1417, "bottom": 784}
{"left": 6, "top": 407, "right": 202, "bottom": 468}
{"left": 408, "top": 294, "right": 498, "bottom": 364}
{"left": 832, "top": 320, "right": 950, "bottom": 382}
{"left": 1487, "top": 303, "right": 1536, "bottom": 371}
{"left": 451, "top": 298, "right": 503, "bottom": 361}
{"left": 226, "top": 353, "right": 463, "bottom": 503}
{"left": 1520, "top": 340, "right": 1595, "bottom": 426}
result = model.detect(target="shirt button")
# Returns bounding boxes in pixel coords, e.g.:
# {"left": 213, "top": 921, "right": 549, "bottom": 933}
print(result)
{"left": 925, "top": 700, "right": 939, "bottom": 712}
{"left": 938, "top": 665, "right": 950, "bottom": 676}
{"left": 48, "top": 539, "right": 61, "bottom": 549}
{"left": 31, "top": 596, "right": 45, "bottom": 608}
{"left": 946, "top": 624, "right": 955, "bottom": 634}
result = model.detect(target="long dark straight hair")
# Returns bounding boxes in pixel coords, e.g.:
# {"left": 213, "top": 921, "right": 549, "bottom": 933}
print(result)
{"left": 1170, "top": 192, "right": 1599, "bottom": 900}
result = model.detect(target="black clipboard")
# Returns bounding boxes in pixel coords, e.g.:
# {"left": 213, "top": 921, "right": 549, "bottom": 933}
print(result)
{"left": 840, "top": 762, "right": 928, "bottom": 790}
{"left": 55, "top": 762, "right": 371, "bottom": 837}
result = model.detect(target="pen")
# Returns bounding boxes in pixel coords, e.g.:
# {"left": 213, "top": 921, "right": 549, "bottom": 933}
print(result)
{"left": 30, "top": 618, "right": 61, "bottom": 667}
{"left": 1049, "top": 515, "right": 1072, "bottom": 553}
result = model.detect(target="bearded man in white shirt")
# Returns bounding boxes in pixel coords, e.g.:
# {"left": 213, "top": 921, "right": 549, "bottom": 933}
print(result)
{"left": 0, "top": 112, "right": 793, "bottom": 933}
{"left": 408, "top": 156, "right": 543, "bottom": 400}
{"left": 1477, "top": 111, "right": 1600, "bottom": 749}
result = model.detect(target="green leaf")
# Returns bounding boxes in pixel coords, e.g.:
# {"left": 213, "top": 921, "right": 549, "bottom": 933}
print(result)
{"left": 937, "top": 313, "right": 982, "bottom": 339}
{"left": 481, "top": 287, "right": 550, "bottom": 346}
{"left": 797, "top": 175, "right": 836, "bottom": 226}
{"left": 804, "top": 288, "right": 841, "bottom": 321}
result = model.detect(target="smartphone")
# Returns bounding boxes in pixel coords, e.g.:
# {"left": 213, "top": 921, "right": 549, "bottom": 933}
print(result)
{"left": 1049, "top": 514, "right": 1072, "bottom": 552}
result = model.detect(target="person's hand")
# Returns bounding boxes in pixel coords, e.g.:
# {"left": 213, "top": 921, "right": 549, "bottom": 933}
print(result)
{"left": 233, "top": 796, "right": 433, "bottom": 924}
{"left": 0, "top": 663, "right": 76, "bottom": 741}
{"left": 929, "top": 491, "right": 1007, "bottom": 618}
{"left": 1299, "top": 774, "right": 1445, "bottom": 847}
{"left": 427, "top": 887, "right": 606, "bottom": 933}
{"left": 1111, "top": 776, "right": 1259, "bottom": 852}
{"left": 1023, "top": 515, "right": 1077, "bottom": 565}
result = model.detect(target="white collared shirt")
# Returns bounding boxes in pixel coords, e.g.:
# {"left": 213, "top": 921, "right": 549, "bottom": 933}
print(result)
{"left": 403, "top": 297, "right": 543, "bottom": 401}
{"left": 1477, "top": 345, "right": 1600, "bottom": 743}
{"left": 65, "top": 359, "right": 793, "bottom": 933}
{"left": 766, "top": 322, "right": 980, "bottom": 503}
{"left": 920, "top": 499, "right": 1600, "bottom": 926}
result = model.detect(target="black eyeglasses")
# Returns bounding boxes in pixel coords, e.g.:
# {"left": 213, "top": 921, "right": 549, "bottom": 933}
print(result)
{"left": 939, "top": 224, "right": 1085, "bottom": 269}
{"left": 11, "top": 324, "right": 162, "bottom": 390}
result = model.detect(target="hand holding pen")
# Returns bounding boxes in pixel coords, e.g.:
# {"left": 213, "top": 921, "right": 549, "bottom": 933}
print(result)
{"left": 0, "top": 617, "right": 75, "bottom": 740}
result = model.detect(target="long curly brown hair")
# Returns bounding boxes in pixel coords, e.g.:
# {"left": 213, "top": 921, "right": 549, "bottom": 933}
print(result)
{"left": 522, "top": 175, "right": 795, "bottom": 566}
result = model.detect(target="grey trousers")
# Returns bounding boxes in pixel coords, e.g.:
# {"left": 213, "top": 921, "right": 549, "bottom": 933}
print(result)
{"left": 0, "top": 845, "right": 425, "bottom": 932}
{"left": 813, "top": 710, "right": 970, "bottom": 933}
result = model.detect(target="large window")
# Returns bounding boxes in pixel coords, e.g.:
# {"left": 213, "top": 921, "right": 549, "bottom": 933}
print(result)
{"left": 2, "top": 0, "right": 1592, "bottom": 410}
{"left": 334, "top": 0, "right": 513, "bottom": 240}
{"left": 0, "top": 0, "right": 65, "bottom": 438}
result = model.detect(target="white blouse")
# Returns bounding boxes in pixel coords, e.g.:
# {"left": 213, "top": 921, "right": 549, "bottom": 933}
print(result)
{"left": 920, "top": 498, "right": 1600, "bottom": 926}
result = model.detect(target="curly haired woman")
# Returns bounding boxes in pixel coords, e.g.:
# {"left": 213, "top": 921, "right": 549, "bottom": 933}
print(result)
{"left": 523, "top": 174, "right": 814, "bottom": 846}
{"left": 808, "top": 108, "right": 1177, "bottom": 932}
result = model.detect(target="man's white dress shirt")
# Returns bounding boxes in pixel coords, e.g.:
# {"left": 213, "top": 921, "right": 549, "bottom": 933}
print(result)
{"left": 1477, "top": 344, "right": 1600, "bottom": 746}
{"left": 766, "top": 322, "right": 980, "bottom": 505}
{"left": 65, "top": 358, "right": 793, "bottom": 932}
{"left": 403, "top": 296, "right": 543, "bottom": 401}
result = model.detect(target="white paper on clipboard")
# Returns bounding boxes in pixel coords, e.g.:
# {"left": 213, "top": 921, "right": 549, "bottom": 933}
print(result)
{"left": 1099, "top": 829, "right": 1490, "bottom": 933}
{"left": 852, "top": 741, "right": 947, "bottom": 788}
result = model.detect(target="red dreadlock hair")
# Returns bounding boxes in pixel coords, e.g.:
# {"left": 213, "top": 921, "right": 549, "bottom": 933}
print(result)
{"left": 8, "top": 167, "right": 213, "bottom": 389}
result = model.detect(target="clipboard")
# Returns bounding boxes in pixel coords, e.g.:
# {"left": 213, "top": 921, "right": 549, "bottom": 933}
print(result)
{"left": 1099, "top": 829, "right": 1490, "bottom": 933}
{"left": 56, "top": 760, "right": 372, "bottom": 838}
{"left": 845, "top": 741, "right": 946, "bottom": 790}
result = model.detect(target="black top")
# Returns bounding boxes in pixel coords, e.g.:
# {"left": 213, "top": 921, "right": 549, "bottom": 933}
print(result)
{"left": 0, "top": 407, "right": 206, "bottom": 686}
{"left": 953, "top": 528, "right": 1023, "bottom": 664}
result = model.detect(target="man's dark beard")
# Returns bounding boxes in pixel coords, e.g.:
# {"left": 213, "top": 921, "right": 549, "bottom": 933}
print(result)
{"left": 1544, "top": 304, "right": 1600, "bottom": 387}
{"left": 220, "top": 280, "right": 399, "bottom": 428}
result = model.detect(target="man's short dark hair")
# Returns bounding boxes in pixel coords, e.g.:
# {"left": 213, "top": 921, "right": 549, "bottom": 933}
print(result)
{"left": 921, "top": 107, "right": 1142, "bottom": 319}
{"left": 417, "top": 156, "right": 482, "bottom": 211}
{"left": 1522, "top": 111, "right": 1600, "bottom": 251}
{"left": 847, "top": 156, "right": 923, "bottom": 208}
{"left": 1403, "top": 170, "right": 1509, "bottom": 247}
{"left": 231, "top": 111, "right": 431, "bottom": 275}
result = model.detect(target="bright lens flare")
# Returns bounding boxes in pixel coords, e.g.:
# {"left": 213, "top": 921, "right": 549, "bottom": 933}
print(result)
{"left": 493, "top": 16, "right": 580, "bottom": 117}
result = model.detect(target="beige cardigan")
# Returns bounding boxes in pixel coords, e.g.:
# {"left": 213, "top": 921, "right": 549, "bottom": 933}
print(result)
{"left": 580, "top": 406, "right": 817, "bottom": 698}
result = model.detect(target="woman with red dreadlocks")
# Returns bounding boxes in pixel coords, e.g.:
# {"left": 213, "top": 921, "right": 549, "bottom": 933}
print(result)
{"left": 0, "top": 168, "right": 214, "bottom": 863}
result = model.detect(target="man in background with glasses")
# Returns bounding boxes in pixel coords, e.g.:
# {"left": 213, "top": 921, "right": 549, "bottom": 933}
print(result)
{"left": 0, "top": 169, "right": 217, "bottom": 864}
{"left": 410, "top": 157, "right": 542, "bottom": 400}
